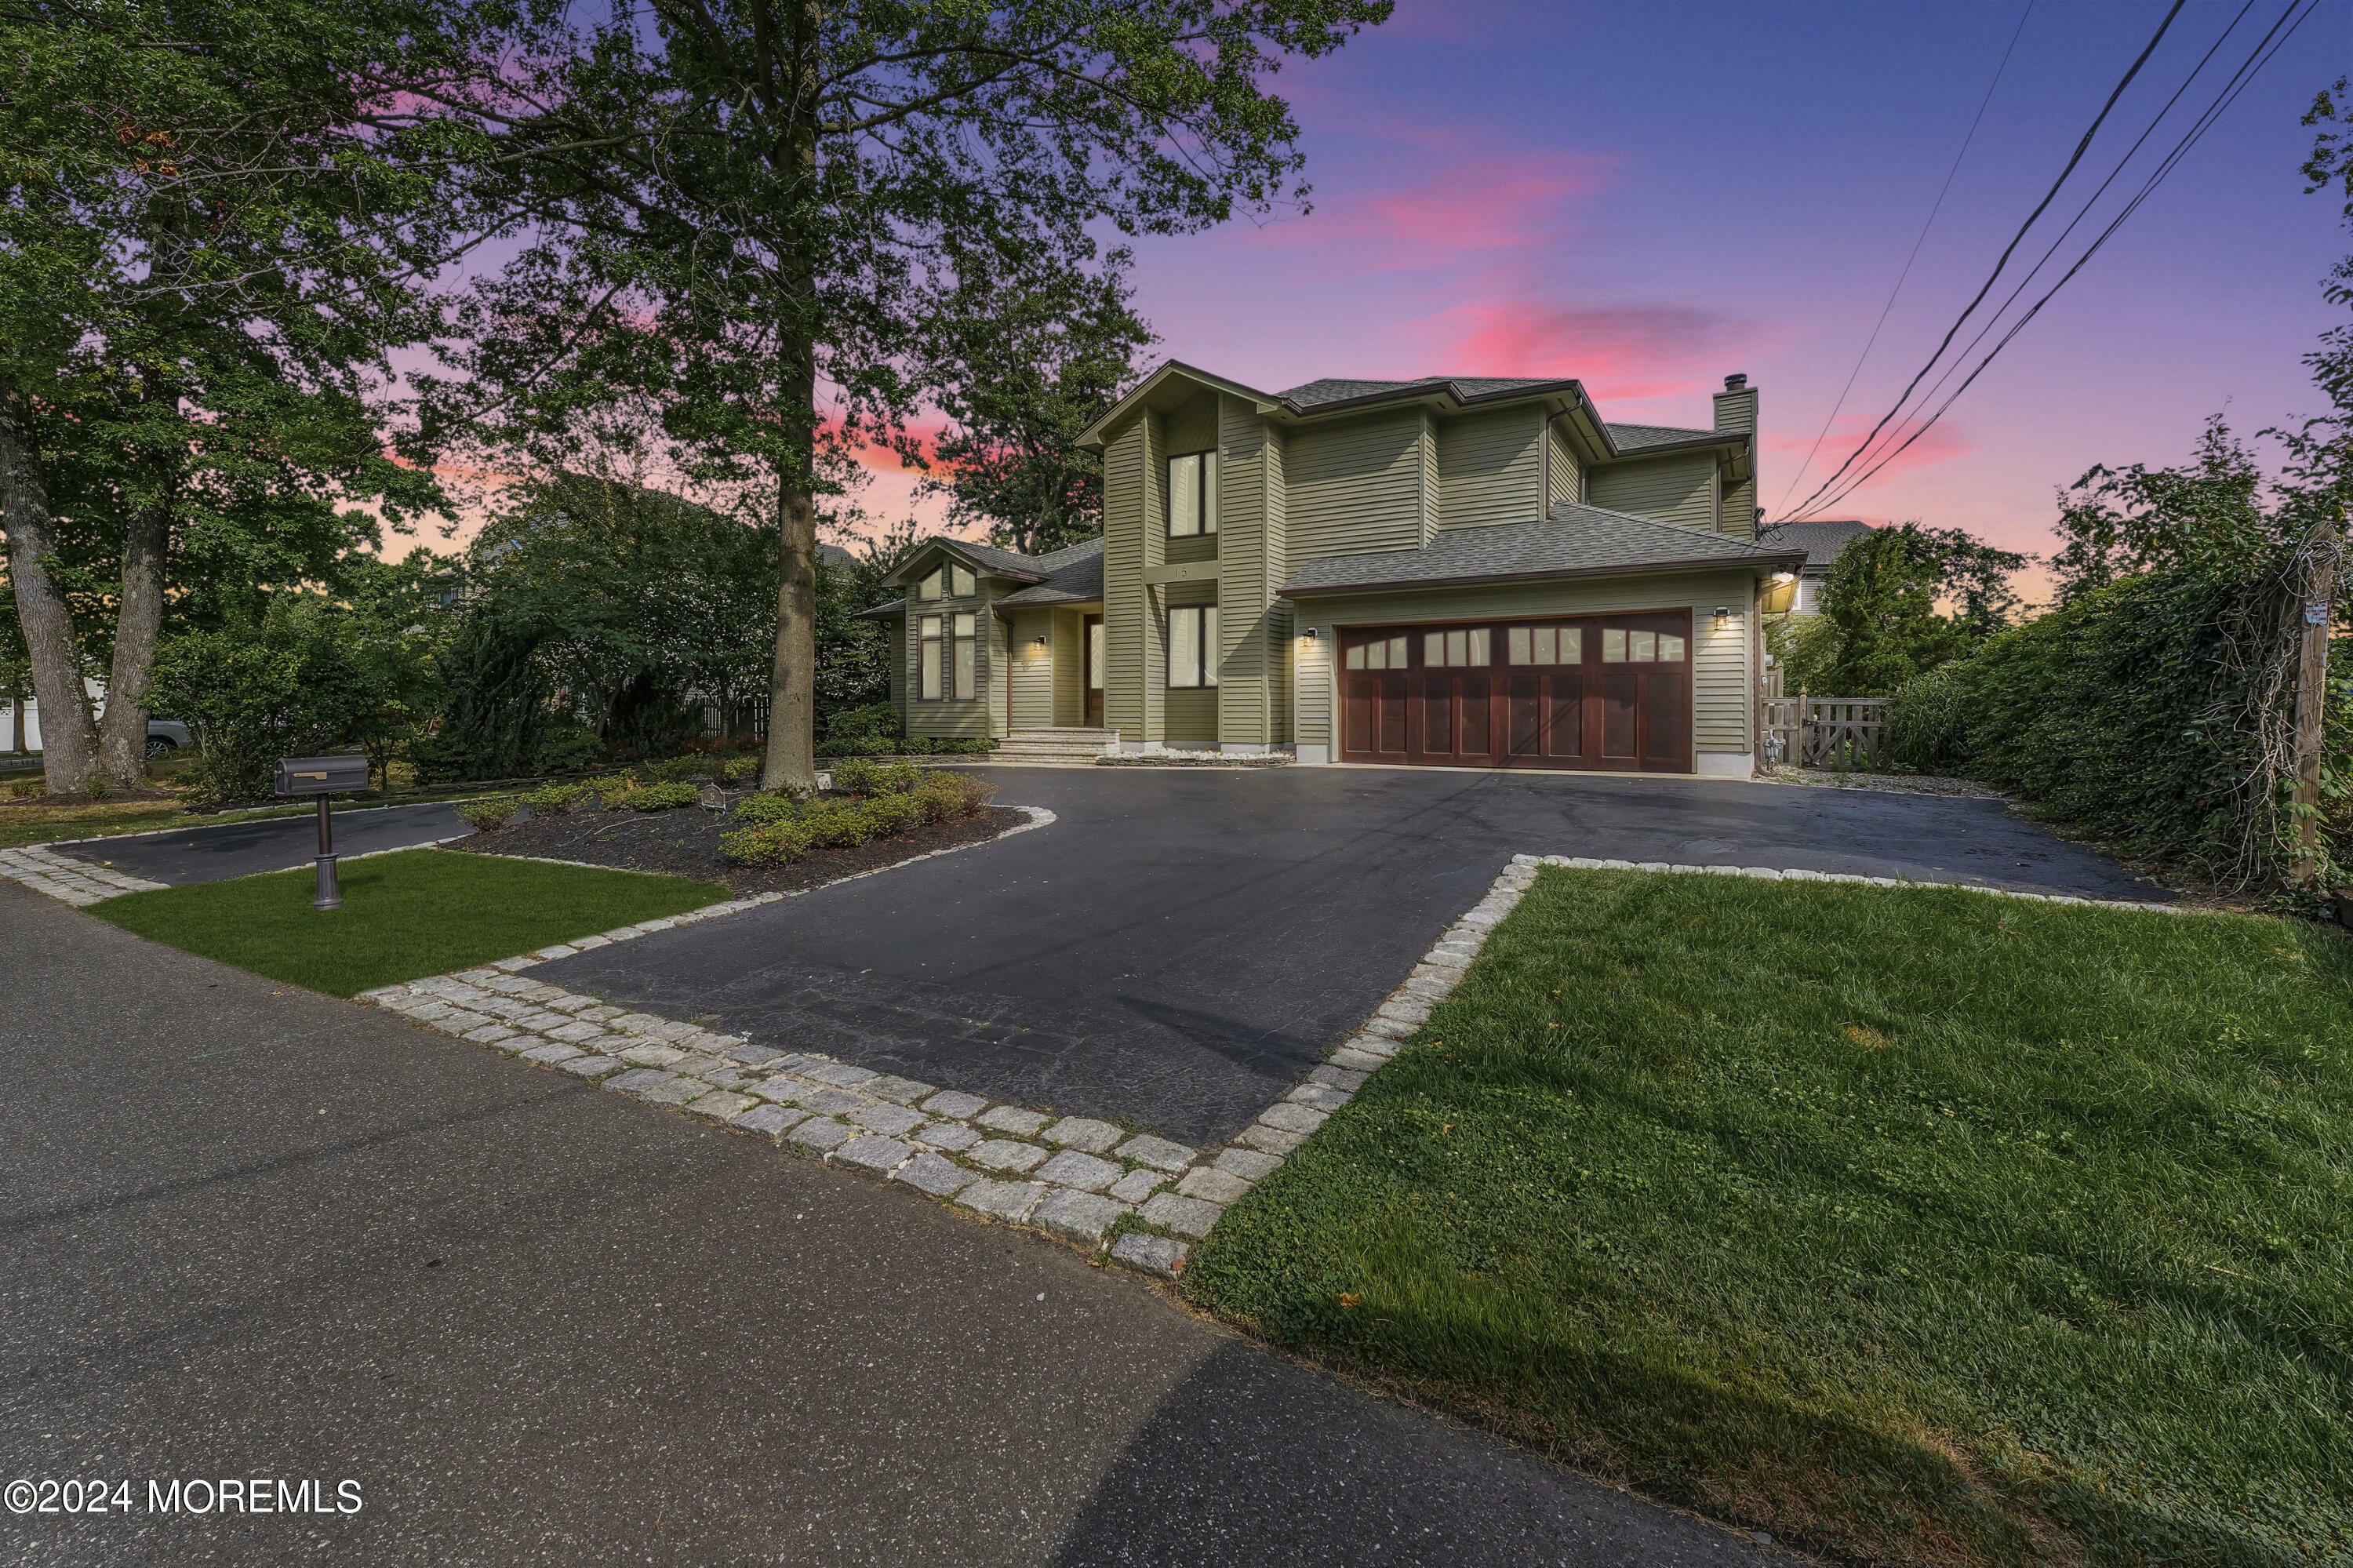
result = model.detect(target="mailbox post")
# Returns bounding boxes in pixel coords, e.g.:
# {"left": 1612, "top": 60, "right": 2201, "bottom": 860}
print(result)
{"left": 274, "top": 755, "right": 369, "bottom": 909}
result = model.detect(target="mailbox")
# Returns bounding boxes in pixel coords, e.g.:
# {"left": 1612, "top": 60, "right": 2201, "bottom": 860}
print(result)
{"left": 274, "top": 755, "right": 371, "bottom": 796}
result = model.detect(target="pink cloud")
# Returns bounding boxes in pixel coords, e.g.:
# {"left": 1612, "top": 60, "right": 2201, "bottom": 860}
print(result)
{"left": 1263, "top": 153, "right": 1614, "bottom": 267}
{"left": 1411, "top": 299, "right": 1747, "bottom": 391}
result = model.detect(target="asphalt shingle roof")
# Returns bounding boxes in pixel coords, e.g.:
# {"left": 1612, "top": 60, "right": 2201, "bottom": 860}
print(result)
{"left": 1755, "top": 518, "right": 1872, "bottom": 572}
{"left": 995, "top": 538, "right": 1104, "bottom": 605}
{"left": 1602, "top": 421, "right": 1718, "bottom": 451}
{"left": 1277, "top": 376, "right": 1566, "bottom": 409}
{"left": 1279, "top": 503, "right": 1802, "bottom": 598}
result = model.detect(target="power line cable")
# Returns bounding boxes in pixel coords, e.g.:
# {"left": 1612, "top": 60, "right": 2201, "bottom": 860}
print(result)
{"left": 1772, "top": 1, "right": 2035, "bottom": 517}
{"left": 1791, "top": 0, "right": 2263, "bottom": 517}
{"left": 1776, "top": 0, "right": 2188, "bottom": 522}
{"left": 1793, "top": 0, "right": 2318, "bottom": 518}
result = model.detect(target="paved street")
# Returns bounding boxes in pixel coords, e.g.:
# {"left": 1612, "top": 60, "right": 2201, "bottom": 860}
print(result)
{"left": 544, "top": 764, "right": 2166, "bottom": 1146}
{"left": 1, "top": 881, "right": 1780, "bottom": 1566}
{"left": 59, "top": 801, "right": 471, "bottom": 886}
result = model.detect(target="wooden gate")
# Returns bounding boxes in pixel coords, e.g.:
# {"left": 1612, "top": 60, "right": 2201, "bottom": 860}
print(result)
{"left": 1761, "top": 695, "right": 1889, "bottom": 769}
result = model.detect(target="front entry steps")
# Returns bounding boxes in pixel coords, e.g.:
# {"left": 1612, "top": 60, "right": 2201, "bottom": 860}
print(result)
{"left": 990, "top": 727, "right": 1118, "bottom": 766}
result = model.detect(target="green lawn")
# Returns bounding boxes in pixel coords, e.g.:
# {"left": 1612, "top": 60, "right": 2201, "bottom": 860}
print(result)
{"left": 1187, "top": 870, "right": 2351, "bottom": 1567}
{"left": 93, "top": 848, "right": 726, "bottom": 996}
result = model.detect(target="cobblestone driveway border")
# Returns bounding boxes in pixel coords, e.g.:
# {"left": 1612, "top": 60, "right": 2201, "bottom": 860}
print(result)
{"left": 359, "top": 850, "right": 2182, "bottom": 1283}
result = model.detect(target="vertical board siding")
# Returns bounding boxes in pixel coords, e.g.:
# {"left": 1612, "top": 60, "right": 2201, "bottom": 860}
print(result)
{"left": 1293, "top": 569, "right": 1756, "bottom": 757}
{"left": 1286, "top": 409, "right": 1431, "bottom": 565}
{"left": 1436, "top": 406, "right": 1544, "bottom": 530}
{"left": 1006, "top": 607, "right": 1055, "bottom": 729}
{"left": 1103, "top": 418, "right": 1148, "bottom": 740}
{"left": 1587, "top": 451, "right": 1718, "bottom": 533}
{"left": 1547, "top": 420, "right": 1581, "bottom": 508}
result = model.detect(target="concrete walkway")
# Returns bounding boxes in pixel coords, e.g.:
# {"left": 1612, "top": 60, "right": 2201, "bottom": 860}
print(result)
{"left": 541, "top": 764, "right": 2166, "bottom": 1147}
{"left": 1, "top": 881, "right": 1780, "bottom": 1566}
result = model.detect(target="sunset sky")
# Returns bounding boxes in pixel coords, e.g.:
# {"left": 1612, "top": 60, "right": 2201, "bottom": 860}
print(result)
{"left": 849, "top": 0, "right": 2346, "bottom": 584}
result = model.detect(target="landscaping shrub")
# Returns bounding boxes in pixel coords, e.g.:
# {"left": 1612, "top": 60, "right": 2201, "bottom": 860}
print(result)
{"left": 525, "top": 781, "right": 587, "bottom": 817}
{"left": 9, "top": 778, "right": 43, "bottom": 799}
{"left": 718, "top": 819, "right": 813, "bottom": 864}
{"left": 831, "top": 756, "right": 922, "bottom": 796}
{"left": 642, "top": 755, "right": 711, "bottom": 784}
{"left": 862, "top": 791, "right": 927, "bottom": 835}
{"left": 1883, "top": 660, "right": 1980, "bottom": 773}
{"left": 531, "top": 717, "right": 602, "bottom": 776}
{"left": 718, "top": 754, "right": 764, "bottom": 785}
{"left": 581, "top": 773, "right": 637, "bottom": 806}
{"left": 455, "top": 796, "right": 520, "bottom": 831}
{"left": 816, "top": 733, "right": 996, "bottom": 758}
{"left": 800, "top": 799, "right": 875, "bottom": 848}
{"left": 731, "top": 790, "right": 806, "bottom": 827}
{"left": 617, "top": 780, "right": 698, "bottom": 811}
{"left": 148, "top": 597, "right": 380, "bottom": 806}
{"left": 915, "top": 773, "right": 991, "bottom": 822}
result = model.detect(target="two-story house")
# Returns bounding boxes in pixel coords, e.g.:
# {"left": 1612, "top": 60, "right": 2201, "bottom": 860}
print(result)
{"left": 863, "top": 362, "right": 1802, "bottom": 776}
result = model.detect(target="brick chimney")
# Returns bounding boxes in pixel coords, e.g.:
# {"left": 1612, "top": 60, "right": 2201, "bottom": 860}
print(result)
{"left": 1713, "top": 373, "right": 1756, "bottom": 435}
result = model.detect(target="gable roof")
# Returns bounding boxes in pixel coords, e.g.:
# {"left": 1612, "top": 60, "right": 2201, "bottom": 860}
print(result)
{"left": 1755, "top": 518, "right": 1872, "bottom": 572}
{"left": 857, "top": 536, "right": 1105, "bottom": 617}
{"left": 1075, "top": 359, "right": 1749, "bottom": 465}
{"left": 1280, "top": 503, "right": 1803, "bottom": 598}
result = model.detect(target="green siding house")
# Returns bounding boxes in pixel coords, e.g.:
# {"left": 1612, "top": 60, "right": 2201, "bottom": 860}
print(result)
{"left": 865, "top": 363, "right": 1802, "bottom": 776}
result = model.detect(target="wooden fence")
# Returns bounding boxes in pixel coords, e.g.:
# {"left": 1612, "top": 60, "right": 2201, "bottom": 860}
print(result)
{"left": 1760, "top": 695, "right": 1890, "bottom": 769}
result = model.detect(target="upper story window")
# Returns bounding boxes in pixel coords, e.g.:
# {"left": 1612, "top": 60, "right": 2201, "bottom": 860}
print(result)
{"left": 1168, "top": 451, "right": 1218, "bottom": 537}
{"left": 915, "top": 562, "right": 977, "bottom": 601}
{"left": 1168, "top": 605, "right": 1219, "bottom": 687}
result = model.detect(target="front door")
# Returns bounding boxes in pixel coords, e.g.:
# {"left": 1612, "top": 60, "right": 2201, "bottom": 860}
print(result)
{"left": 1083, "top": 614, "right": 1104, "bottom": 727}
{"left": 1339, "top": 612, "right": 1693, "bottom": 773}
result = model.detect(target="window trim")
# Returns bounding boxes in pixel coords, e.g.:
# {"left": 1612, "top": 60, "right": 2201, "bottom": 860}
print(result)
{"left": 918, "top": 614, "right": 943, "bottom": 700}
{"left": 1166, "top": 449, "right": 1219, "bottom": 538}
{"left": 1167, "top": 603, "right": 1219, "bottom": 688}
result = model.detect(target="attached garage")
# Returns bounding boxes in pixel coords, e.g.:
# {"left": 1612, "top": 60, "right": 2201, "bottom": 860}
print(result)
{"left": 1337, "top": 611, "right": 1693, "bottom": 773}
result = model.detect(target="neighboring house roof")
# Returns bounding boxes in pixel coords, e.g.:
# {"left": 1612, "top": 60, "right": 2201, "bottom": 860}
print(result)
{"left": 820, "top": 542, "right": 853, "bottom": 567}
{"left": 859, "top": 537, "right": 1106, "bottom": 615}
{"left": 1279, "top": 503, "right": 1804, "bottom": 598}
{"left": 1754, "top": 518, "right": 1872, "bottom": 573}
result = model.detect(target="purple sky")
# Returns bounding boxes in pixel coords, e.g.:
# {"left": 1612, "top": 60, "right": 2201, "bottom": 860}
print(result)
{"left": 862, "top": 0, "right": 2346, "bottom": 584}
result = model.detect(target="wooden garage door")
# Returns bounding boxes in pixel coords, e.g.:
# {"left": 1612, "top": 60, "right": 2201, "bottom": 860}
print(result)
{"left": 1339, "top": 612, "right": 1692, "bottom": 773}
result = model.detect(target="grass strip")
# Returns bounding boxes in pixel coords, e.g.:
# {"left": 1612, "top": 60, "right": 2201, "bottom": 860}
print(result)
{"left": 93, "top": 848, "right": 725, "bottom": 996}
{"left": 1186, "top": 869, "right": 2351, "bottom": 1566}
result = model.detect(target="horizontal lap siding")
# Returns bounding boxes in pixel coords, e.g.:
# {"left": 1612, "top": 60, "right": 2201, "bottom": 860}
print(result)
{"left": 1007, "top": 608, "right": 1055, "bottom": 729}
{"left": 1166, "top": 689, "right": 1218, "bottom": 743}
{"left": 1052, "top": 609, "right": 1084, "bottom": 726}
{"left": 1436, "top": 406, "right": 1544, "bottom": 530}
{"left": 1219, "top": 392, "right": 1271, "bottom": 747}
{"left": 1104, "top": 419, "right": 1150, "bottom": 740}
{"left": 1587, "top": 451, "right": 1716, "bottom": 533}
{"left": 904, "top": 589, "right": 997, "bottom": 739}
{"left": 1547, "top": 420, "right": 1580, "bottom": 507}
{"left": 1289, "top": 570, "right": 1754, "bottom": 755}
{"left": 1287, "top": 410, "right": 1429, "bottom": 564}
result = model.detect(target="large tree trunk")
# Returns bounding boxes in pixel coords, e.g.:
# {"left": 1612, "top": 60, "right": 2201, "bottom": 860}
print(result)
{"left": 97, "top": 497, "right": 170, "bottom": 788}
{"left": 0, "top": 381, "right": 99, "bottom": 794}
{"left": 758, "top": 3, "right": 823, "bottom": 796}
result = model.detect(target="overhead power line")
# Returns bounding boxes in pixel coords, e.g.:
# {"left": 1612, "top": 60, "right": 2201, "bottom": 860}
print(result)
{"left": 1775, "top": 0, "right": 2188, "bottom": 523}
{"left": 1772, "top": 2, "right": 2035, "bottom": 516}
{"left": 1789, "top": 0, "right": 2318, "bottom": 521}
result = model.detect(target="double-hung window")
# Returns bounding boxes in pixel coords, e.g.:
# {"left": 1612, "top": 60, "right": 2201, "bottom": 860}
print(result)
{"left": 1167, "top": 451, "right": 1217, "bottom": 537}
{"left": 1168, "top": 605, "right": 1218, "bottom": 687}
{"left": 918, "top": 613, "right": 979, "bottom": 699}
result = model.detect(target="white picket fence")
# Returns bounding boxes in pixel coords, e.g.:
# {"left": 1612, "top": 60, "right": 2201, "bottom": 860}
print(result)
{"left": 1761, "top": 696, "right": 1890, "bottom": 769}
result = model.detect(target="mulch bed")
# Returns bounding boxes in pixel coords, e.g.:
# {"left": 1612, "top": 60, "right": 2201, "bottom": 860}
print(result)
{"left": 455, "top": 795, "right": 1030, "bottom": 895}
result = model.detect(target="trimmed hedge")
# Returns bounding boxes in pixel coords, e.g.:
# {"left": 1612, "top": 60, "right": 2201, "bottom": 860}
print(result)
{"left": 616, "top": 780, "right": 699, "bottom": 812}
{"left": 815, "top": 735, "right": 996, "bottom": 759}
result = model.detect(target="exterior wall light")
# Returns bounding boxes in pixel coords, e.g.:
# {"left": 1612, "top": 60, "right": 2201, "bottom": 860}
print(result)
{"left": 1713, "top": 606, "right": 1734, "bottom": 630}
{"left": 1031, "top": 635, "right": 1048, "bottom": 648}
{"left": 1301, "top": 626, "right": 1320, "bottom": 640}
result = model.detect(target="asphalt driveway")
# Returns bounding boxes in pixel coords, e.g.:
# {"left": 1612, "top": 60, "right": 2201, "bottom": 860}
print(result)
{"left": 538, "top": 766, "right": 2165, "bottom": 1147}
{"left": 60, "top": 801, "right": 471, "bottom": 886}
{"left": 2, "top": 880, "right": 1780, "bottom": 1566}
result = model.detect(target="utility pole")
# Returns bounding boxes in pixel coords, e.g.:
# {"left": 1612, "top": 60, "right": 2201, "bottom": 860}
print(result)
{"left": 2291, "top": 518, "right": 2344, "bottom": 886}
